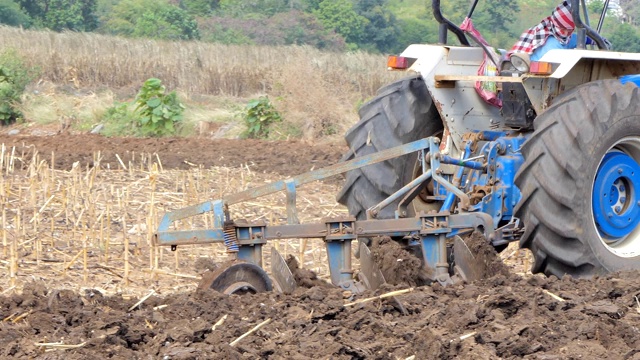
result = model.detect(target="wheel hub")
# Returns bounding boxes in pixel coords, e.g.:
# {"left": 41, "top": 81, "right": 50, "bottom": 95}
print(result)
{"left": 593, "top": 151, "right": 640, "bottom": 240}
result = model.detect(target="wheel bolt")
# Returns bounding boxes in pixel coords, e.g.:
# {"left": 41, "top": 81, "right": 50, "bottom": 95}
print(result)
{"left": 620, "top": 184, "right": 626, "bottom": 192}
{"left": 620, "top": 197, "right": 626, "bottom": 203}
{"left": 615, "top": 206, "right": 622, "bottom": 213}
{"left": 618, "top": 168, "right": 623, "bottom": 174}
{"left": 608, "top": 212, "right": 614, "bottom": 218}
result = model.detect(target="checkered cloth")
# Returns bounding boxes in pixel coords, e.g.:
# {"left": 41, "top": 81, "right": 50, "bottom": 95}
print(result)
{"left": 510, "top": 1, "right": 574, "bottom": 54}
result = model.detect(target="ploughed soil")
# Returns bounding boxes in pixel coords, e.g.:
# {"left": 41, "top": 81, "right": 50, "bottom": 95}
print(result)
{"left": 0, "top": 134, "right": 344, "bottom": 176}
{"left": 3, "top": 235, "right": 640, "bottom": 359}
{"left": 3, "top": 271, "right": 640, "bottom": 359}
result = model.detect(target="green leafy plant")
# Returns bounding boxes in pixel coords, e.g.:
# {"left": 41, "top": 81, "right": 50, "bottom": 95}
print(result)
{"left": 242, "top": 96, "right": 282, "bottom": 139}
{"left": 101, "top": 102, "right": 140, "bottom": 137}
{"left": 0, "top": 50, "right": 37, "bottom": 125}
{"left": 135, "top": 78, "right": 184, "bottom": 136}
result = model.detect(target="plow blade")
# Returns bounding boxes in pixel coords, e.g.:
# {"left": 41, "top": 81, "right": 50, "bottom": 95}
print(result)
{"left": 358, "top": 242, "right": 386, "bottom": 290}
{"left": 453, "top": 235, "right": 486, "bottom": 282}
{"left": 270, "top": 247, "right": 297, "bottom": 294}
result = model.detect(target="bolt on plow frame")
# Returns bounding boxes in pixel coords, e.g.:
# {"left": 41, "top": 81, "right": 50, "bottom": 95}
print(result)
{"left": 154, "top": 0, "right": 640, "bottom": 294}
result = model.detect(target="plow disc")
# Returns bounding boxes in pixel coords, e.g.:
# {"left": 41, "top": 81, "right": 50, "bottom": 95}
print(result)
{"left": 198, "top": 260, "right": 273, "bottom": 295}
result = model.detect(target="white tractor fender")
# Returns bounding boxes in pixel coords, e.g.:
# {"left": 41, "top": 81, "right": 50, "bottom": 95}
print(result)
{"left": 539, "top": 49, "right": 640, "bottom": 79}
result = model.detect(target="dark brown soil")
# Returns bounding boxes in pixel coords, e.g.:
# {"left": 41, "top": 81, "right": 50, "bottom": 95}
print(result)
{"left": 461, "top": 230, "right": 512, "bottom": 279}
{"left": 0, "top": 134, "right": 344, "bottom": 176}
{"left": 3, "top": 272, "right": 640, "bottom": 359}
{"left": 285, "top": 255, "right": 332, "bottom": 288}
{"left": 370, "top": 236, "right": 433, "bottom": 287}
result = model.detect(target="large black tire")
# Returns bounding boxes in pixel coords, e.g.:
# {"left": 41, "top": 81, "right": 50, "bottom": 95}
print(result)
{"left": 337, "top": 75, "right": 443, "bottom": 219}
{"left": 515, "top": 80, "right": 640, "bottom": 278}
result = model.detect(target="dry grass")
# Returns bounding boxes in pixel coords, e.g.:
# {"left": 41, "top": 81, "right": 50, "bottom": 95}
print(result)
{"left": 0, "top": 143, "right": 531, "bottom": 297}
{"left": 0, "top": 26, "right": 402, "bottom": 138}
{"left": 0, "top": 146, "right": 347, "bottom": 297}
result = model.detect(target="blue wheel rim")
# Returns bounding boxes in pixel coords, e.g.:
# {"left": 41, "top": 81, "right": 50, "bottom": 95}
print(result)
{"left": 593, "top": 151, "right": 640, "bottom": 241}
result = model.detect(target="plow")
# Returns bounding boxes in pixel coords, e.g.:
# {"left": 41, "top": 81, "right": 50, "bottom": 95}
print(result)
{"left": 154, "top": 0, "right": 640, "bottom": 294}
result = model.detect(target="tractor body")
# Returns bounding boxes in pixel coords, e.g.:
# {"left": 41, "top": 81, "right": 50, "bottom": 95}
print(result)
{"left": 154, "top": 0, "right": 640, "bottom": 294}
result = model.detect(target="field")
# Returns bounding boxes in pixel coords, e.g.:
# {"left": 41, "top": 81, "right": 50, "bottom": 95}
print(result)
{"left": 1, "top": 25, "right": 640, "bottom": 360}
{"left": 1, "top": 134, "right": 640, "bottom": 359}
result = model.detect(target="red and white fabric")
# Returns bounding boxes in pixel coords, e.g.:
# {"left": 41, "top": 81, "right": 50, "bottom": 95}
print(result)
{"left": 510, "top": 1, "right": 574, "bottom": 54}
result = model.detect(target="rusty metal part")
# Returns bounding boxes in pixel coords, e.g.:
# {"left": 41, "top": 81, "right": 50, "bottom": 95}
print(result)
{"left": 198, "top": 260, "right": 272, "bottom": 295}
{"left": 270, "top": 247, "right": 296, "bottom": 294}
{"left": 469, "top": 185, "right": 492, "bottom": 205}
{"left": 453, "top": 235, "right": 486, "bottom": 282}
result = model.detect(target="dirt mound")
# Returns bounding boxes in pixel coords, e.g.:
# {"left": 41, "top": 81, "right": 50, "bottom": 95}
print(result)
{"left": 3, "top": 272, "right": 640, "bottom": 359}
{"left": 460, "top": 230, "right": 512, "bottom": 280}
{"left": 285, "top": 255, "right": 332, "bottom": 288}
{"left": 0, "top": 134, "right": 344, "bottom": 176}
{"left": 370, "top": 236, "right": 433, "bottom": 287}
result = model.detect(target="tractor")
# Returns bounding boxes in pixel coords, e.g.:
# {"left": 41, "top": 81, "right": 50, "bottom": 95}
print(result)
{"left": 153, "top": 0, "right": 640, "bottom": 294}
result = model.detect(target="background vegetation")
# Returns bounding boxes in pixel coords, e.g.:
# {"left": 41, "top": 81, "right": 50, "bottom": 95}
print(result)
{"left": 1, "top": 0, "right": 640, "bottom": 140}
{"left": 0, "top": 0, "right": 639, "bottom": 53}
{"left": 0, "top": 26, "right": 397, "bottom": 139}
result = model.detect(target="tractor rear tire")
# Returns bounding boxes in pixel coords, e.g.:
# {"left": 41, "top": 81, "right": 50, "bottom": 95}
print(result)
{"left": 337, "top": 75, "right": 442, "bottom": 220}
{"left": 515, "top": 80, "right": 640, "bottom": 278}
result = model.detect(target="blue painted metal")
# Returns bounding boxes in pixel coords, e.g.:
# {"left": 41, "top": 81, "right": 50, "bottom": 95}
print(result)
{"left": 440, "top": 144, "right": 472, "bottom": 212}
{"left": 284, "top": 179, "right": 299, "bottom": 224}
{"left": 439, "top": 154, "right": 484, "bottom": 170}
{"left": 429, "top": 139, "right": 471, "bottom": 210}
{"left": 593, "top": 151, "right": 640, "bottom": 239}
{"left": 325, "top": 240, "right": 354, "bottom": 288}
{"left": 369, "top": 170, "right": 433, "bottom": 218}
{"left": 153, "top": 125, "right": 539, "bottom": 288}
{"left": 155, "top": 138, "right": 431, "bottom": 236}
{"left": 238, "top": 245, "right": 264, "bottom": 267}
{"left": 464, "top": 135, "right": 527, "bottom": 226}
{"left": 620, "top": 75, "right": 640, "bottom": 87}
{"left": 420, "top": 235, "right": 441, "bottom": 270}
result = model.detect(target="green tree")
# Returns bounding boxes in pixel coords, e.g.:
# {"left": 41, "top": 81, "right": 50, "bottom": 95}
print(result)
{"left": 17, "top": 0, "right": 97, "bottom": 31}
{"left": 395, "top": 16, "right": 439, "bottom": 52}
{"left": 103, "top": 0, "right": 199, "bottom": 40}
{"left": 180, "top": 0, "right": 219, "bottom": 15}
{"left": 608, "top": 22, "right": 640, "bottom": 52}
{"left": 314, "top": 0, "right": 366, "bottom": 48}
{"left": 0, "top": 0, "right": 31, "bottom": 27}
{"left": 354, "top": 0, "right": 399, "bottom": 53}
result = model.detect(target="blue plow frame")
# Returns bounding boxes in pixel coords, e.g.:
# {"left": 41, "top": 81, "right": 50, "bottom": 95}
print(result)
{"left": 154, "top": 134, "right": 525, "bottom": 289}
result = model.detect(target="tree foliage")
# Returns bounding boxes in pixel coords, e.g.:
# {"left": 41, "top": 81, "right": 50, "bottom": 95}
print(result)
{"left": 1, "top": 0, "right": 639, "bottom": 55}
{"left": 0, "top": 0, "right": 31, "bottom": 27}
{"left": 180, "top": 0, "right": 219, "bottom": 15}
{"left": 314, "top": 0, "right": 366, "bottom": 48}
{"left": 0, "top": 49, "right": 38, "bottom": 124}
{"left": 609, "top": 23, "right": 640, "bottom": 52}
{"left": 103, "top": 0, "right": 199, "bottom": 40}
{"left": 17, "top": 0, "right": 97, "bottom": 31}
{"left": 354, "top": 0, "right": 400, "bottom": 53}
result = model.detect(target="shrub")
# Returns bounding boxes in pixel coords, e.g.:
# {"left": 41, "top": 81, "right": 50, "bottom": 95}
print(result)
{"left": 135, "top": 78, "right": 184, "bottom": 136}
{"left": 0, "top": 49, "right": 37, "bottom": 125}
{"left": 242, "top": 96, "right": 282, "bottom": 138}
{"left": 101, "top": 102, "right": 140, "bottom": 137}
